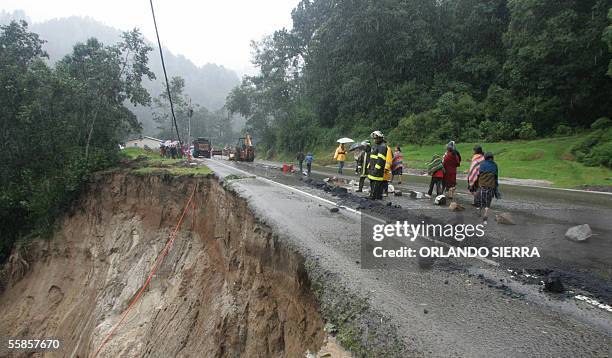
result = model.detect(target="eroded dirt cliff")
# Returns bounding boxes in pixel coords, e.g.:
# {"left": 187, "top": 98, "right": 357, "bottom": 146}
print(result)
{"left": 0, "top": 171, "right": 327, "bottom": 357}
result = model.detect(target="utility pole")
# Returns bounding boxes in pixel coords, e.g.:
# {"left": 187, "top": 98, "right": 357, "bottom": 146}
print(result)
{"left": 187, "top": 98, "right": 193, "bottom": 150}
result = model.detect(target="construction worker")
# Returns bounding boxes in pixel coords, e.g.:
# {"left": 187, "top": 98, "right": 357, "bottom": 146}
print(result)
{"left": 356, "top": 141, "right": 371, "bottom": 192}
{"left": 368, "top": 131, "right": 390, "bottom": 200}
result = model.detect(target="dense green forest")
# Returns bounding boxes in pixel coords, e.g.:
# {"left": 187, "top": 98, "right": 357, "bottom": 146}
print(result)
{"left": 226, "top": 0, "right": 612, "bottom": 166}
{"left": 0, "top": 21, "right": 156, "bottom": 262}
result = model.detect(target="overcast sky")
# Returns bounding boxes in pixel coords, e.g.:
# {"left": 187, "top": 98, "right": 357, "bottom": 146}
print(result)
{"left": 1, "top": 0, "right": 301, "bottom": 76}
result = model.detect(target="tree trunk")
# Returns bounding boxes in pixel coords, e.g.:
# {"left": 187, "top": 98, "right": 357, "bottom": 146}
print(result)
{"left": 85, "top": 109, "right": 99, "bottom": 161}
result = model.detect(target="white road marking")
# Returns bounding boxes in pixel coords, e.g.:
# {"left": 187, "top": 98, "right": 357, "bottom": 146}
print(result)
{"left": 526, "top": 185, "right": 612, "bottom": 196}
{"left": 205, "top": 158, "right": 500, "bottom": 267}
{"left": 574, "top": 295, "right": 612, "bottom": 313}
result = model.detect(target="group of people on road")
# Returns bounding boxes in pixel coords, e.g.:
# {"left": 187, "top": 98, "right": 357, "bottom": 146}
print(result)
{"left": 295, "top": 131, "right": 403, "bottom": 200}
{"left": 467, "top": 146, "right": 500, "bottom": 224}
{"left": 296, "top": 151, "right": 314, "bottom": 176}
{"left": 352, "top": 131, "right": 403, "bottom": 200}
{"left": 295, "top": 131, "right": 500, "bottom": 222}
{"left": 427, "top": 142, "right": 500, "bottom": 223}
{"left": 160, "top": 140, "right": 181, "bottom": 159}
{"left": 427, "top": 141, "right": 462, "bottom": 199}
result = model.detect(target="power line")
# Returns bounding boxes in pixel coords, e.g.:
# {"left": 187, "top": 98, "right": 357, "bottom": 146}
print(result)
{"left": 149, "top": 0, "right": 182, "bottom": 153}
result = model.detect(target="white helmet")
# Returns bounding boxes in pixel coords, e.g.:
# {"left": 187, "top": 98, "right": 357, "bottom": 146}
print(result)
{"left": 434, "top": 195, "right": 447, "bottom": 205}
{"left": 370, "top": 130, "right": 384, "bottom": 139}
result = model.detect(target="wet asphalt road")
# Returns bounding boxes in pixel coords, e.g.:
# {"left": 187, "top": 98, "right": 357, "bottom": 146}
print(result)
{"left": 200, "top": 157, "right": 611, "bottom": 357}
{"left": 254, "top": 159, "right": 612, "bottom": 282}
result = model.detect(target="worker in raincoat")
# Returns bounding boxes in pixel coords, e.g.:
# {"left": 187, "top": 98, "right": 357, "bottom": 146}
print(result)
{"left": 356, "top": 141, "right": 371, "bottom": 192}
{"left": 368, "top": 131, "right": 390, "bottom": 200}
{"left": 334, "top": 143, "right": 347, "bottom": 174}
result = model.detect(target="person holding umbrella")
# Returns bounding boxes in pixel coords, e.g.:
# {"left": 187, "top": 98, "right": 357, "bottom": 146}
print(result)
{"left": 334, "top": 138, "right": 353, "bottom": 174}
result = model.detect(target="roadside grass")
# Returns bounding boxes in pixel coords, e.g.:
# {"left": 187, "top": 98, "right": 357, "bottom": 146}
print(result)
{"left": 122, "top": 148, "right": 212, "bottom": 177}
{"left": 121, "top": 147, "right": 179, "bottom": 166}
{"left": 131, "top": 166, "right": 213, "bottom": 176}
{"left": 401, "top": 136, "right": 611, "bottom": 188}
{"left": 275, "top": 135, "right": 612, "bottom": 188}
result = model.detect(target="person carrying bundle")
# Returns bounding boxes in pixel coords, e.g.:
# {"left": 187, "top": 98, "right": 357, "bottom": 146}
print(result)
{"left": 427, "top": 154, "right": 445, "bottom": 197}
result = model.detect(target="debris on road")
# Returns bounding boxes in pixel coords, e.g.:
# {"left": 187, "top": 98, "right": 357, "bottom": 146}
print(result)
{"left": 543, "top": 274, "right": 565, "bottom": 293}
{"left": 565, "top": 224, "right": 592, "bottom": 242}
{"left": 409, "top": 190, "right": 425, "bottom": 199}
{"left": 330, "top": 187, "right": 348, "bottom": 197}
{"left": 330, "top": 207, "right": 340, "bottom": 213}
{"left": 496, "top": 212, "right": 516, "bottom": 225}
{"left": 434, "top": 195, "right": 446, "bottom": 205}
{"left": 449, "top": 202, "right": 464, "bottom": 212}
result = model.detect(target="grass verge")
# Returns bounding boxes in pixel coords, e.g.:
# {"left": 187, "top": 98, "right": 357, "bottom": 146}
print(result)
{"left": 121, "top": 148, "right": 212, "bottom": 177}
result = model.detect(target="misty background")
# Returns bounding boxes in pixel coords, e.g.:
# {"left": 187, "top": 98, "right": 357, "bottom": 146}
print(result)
{"left": 0, "top": 9, "right": 244, "bottom": 137}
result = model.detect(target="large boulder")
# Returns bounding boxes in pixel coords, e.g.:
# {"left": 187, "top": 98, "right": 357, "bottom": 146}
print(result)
{"left": 565, "top": 224, "right": 592, "bottom": 242}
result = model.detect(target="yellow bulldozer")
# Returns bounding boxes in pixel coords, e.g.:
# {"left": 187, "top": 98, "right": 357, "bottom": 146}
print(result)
{"left": 229, "top": 135, "right": 255, "bottom": 162}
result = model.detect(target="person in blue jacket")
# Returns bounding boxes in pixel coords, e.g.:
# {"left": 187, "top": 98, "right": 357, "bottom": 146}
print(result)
{"left": 305, "top": 153, "right": 314, "bottom": 176}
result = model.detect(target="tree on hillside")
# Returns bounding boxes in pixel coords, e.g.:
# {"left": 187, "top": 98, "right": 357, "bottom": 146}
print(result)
{"left": 57, "top": 29, "right": 155, "bottom": 159}
{"left": 0, "top": 21, "right": 154, "bottom": 263}
{"left": 605, "top": 8, "right": 612, "bottom": 77}
{"left": 153, "top": 76, "right": 192, "bottom": 141}
{"left": 503, "top": 0, "right": 612, "bottom": 129}
{"left": 226, "top": 0, "right": 612, "bottom": 151}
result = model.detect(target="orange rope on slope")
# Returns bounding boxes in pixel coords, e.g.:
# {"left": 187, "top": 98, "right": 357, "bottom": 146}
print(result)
{"left": 92, "top": 183, "right": 198, "bottom": 358}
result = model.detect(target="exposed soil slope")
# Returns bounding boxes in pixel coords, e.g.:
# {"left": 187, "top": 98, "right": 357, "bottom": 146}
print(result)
{"left": 0, "top": 171, "right": 325, "bottom": 357}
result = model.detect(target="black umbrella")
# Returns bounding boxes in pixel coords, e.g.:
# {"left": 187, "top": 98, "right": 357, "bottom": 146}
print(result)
{"left": 349, "top": 140, "right": 368, "bottom": 151}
